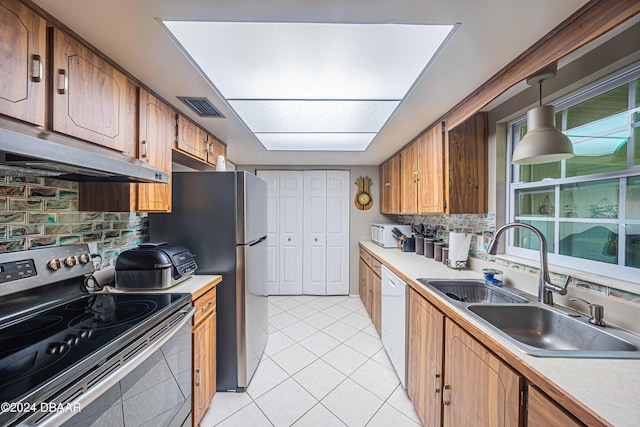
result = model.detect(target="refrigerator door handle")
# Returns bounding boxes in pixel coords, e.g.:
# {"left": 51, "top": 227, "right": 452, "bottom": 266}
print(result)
{"left": 250, "top": 236, "right": 267, "bottom": 246}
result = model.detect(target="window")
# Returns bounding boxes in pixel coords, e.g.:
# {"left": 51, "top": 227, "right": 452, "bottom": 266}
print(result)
{"left": 507, "top": 66, "right": 640, "bottom": 282}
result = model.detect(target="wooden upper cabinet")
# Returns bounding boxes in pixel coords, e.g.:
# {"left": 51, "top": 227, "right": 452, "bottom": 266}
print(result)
{"left": 400, "top": 142, "right": 418, "bottom": 214}
{"left": 527, "top": 386, "right": 583, "bottom": 427}
{"left": 443, "top": 319, "right": 521, "bottom": 427}
{"left": 0, "top": 0, "right": 46, "bottom": 126}
{"left": 175, "top": 114, "right": 207, "bottom": 161}
{"left": 79, "top": 87, "right": 173, "bottom": 212}
{"left": 51, "top": 27, "right": 132, "bottom": 153}
{"left": 380, "top": 154, "right": 401, "bottom": 214}
{"left": 418, "top": 125, "right": 444, "bottom": 213}
{"left": 205, "top": 133, "right": 227, "bottom": 167}
{"left": 381, "top": 113, "right": 487, "bottom": 215}
{"left": 446, "top": 113, "right": 488, "bottom": 214}
{"left": 137, "top": 88, "right": 173, "bottom": 212}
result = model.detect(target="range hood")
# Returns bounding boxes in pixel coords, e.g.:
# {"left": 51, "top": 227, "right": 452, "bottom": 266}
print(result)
{"left": 0, "top": 118, "right": 169, "bottom": 184}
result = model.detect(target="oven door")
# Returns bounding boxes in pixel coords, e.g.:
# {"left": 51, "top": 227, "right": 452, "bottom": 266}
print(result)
{"left": 25, "top": 307, "right": 195, "bottom": 427}
{"left": 64, "top": 315, "right": 193, "bottom": 427}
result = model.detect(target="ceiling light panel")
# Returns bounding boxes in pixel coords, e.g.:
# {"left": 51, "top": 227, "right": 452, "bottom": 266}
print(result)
{"left": 163, "top": 21, "right": 455, "bottom": 100}
{"left": 256, "top": 133, "right": 376, "bottom": 151}
{"left": 228, "top": 100, "right": 399, "bottom": 133}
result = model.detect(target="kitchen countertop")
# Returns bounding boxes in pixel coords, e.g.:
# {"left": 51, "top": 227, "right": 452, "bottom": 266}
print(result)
{"left": 101, "top": 274, "right": 221, "bottom": 300}
{"left": 360, "top": 241, "right": 640, "bottom": 427}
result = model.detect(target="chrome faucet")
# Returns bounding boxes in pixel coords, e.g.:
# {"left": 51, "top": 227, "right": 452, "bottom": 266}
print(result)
{"left": 487, "top": 222, "right": 568, "bottom": 306}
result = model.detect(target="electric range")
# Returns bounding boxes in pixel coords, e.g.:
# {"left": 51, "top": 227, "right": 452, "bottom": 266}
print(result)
{"left": 0, "top": 244, "right": 194, "bottom": 427}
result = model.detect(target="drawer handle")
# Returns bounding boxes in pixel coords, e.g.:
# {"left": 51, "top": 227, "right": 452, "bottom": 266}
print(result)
{"left": 443, "top": 384, "right": 451, "bottom": 405}
{"left": 202, "top": 301, "right": 213, "bottom": 311}
{"left": 434, "top": 373, "right": 441, "bottom": 393}
{"left": 57, "top": 69, "right": 68, "bottom": 94}
{"left": 32, "top": 55, "right": 43, "bottom": 82}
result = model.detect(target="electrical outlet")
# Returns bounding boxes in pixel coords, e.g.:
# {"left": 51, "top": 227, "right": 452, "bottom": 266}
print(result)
{"left": 87, "top": 242, "right": 98, "bottom": 254}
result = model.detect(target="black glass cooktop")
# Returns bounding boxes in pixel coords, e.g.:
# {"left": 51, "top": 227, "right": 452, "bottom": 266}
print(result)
{"left": 0, "top": 293, "right": 188, "bottom": 403}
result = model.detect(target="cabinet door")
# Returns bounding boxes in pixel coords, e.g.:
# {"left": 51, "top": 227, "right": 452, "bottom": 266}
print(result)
{"left": 443, "top": 319, "right": 521, "bottom": 427}
{"left": 400, "top": 142, "right": 418, "bottom": 214}
{"left": 207, "top": 312, "right": 217, "bottom": 408}
{"left": 380, "top": 161, "right": 390, "bottom": 214}
{"left": 359, "top": 257, "right": 368, "bottom": 306}
{"left": 447, "top": 113, "right": 488, "bottom": 214}
{"left": 279, "top": 171, "right": 304, "bottom": 295}
{"left": 193, "top": 317, "right": 211, "bottom": 426}
{"left": 176, "top": 114, "right": 207, "bottom": 161}
{"left": 0, "top": 0, "right": 46, "bottom": 126}
{"left": 52, "top": 28, "right": 130, "bottom": 152}
{"left": 137, "top": 88, "right": 173, "bottom": 212}
{"left": 388, "top": 154, "right": 401, "bottom": 214}
{"left": 527, "top": 385, "right": 582, "bottom": 427}
{"left": 303, "top": 170, "right": 327, "bottom": 295}
{"left": 371, "top": 269, "right": 382, "bottom": 336}
{"left": 407, "top": 288, "right": 444, "bottom": 427}
{"left": 206, "top": 134, "right": 227, "bottom": 167}
{"left": 418, "top": 125, "right": 444, "bottom": 213}
{"left": 325, "top": 170, "right": 350, "bottom": 295}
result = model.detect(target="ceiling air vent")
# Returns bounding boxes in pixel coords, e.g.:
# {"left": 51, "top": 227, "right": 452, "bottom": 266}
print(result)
{"left": 177, "top": 97, "right": 224, "bottom": 118}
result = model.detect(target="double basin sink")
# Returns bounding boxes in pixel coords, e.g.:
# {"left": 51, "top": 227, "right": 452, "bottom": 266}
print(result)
{"left": 417, "top": 279, "right": 640, "bottom": 358}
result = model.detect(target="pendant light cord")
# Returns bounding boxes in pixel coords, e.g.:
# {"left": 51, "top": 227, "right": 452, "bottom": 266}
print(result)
{"left": 539, "top": 80, "right": 543, "bottom": 106}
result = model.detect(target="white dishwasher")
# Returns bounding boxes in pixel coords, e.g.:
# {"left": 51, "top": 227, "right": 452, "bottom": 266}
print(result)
{"left": 381, "top": 265, "right": 407, "bottom": 388}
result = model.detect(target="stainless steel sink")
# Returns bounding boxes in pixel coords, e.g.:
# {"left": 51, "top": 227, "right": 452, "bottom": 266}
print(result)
{"left": 468, "top": 304, "right": 640, "bottom": 358}
{"left": 417, "top": 279, "right": 529, "bottom": 304}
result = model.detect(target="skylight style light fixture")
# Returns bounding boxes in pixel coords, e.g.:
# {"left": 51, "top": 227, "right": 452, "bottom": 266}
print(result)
{"left": 162, "top": 21, "right": 456, "bottom": 151}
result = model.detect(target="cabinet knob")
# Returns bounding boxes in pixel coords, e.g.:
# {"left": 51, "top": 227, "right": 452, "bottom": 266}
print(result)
{"left": 443, "top": 384, "right": 451, "bottom": 405}
{"left": 32, "top": 55, "right": 43, "bottom": 82}
{"left": 57, "top": 69, "right": 68, "bottom": 94}
{"left": 314, "top": 238, "right": 318, "bottom": 242}
{"left": 288, "top": 237, "right": 291, "bottom": 241}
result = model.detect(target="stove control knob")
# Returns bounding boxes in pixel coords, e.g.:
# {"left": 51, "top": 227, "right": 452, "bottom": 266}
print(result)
{"left": 64, "top": 256, "right": 78, "bottom": 267}
{"left": 47, "top": 258, "right": 63, "bottom": 271}
{"left": 79, "top": 253, "right": 92, "bottom": 264}
{"left": 64, "top": 335, "right": 78, "bottom": 346}
{"left": 47, "top": 343, "right": 60, "bottom": 355}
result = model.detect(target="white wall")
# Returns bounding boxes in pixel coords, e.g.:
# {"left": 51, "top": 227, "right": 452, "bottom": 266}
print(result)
{"left": 238, "top": 164, "right": 389, "bottom": 295}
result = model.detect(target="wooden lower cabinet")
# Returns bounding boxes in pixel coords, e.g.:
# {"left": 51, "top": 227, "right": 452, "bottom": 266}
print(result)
{"left": 443, "top": 319, "right": 521, "bottom": 426}
{"left": 192, "top": 287, "right": 216, "bottom": 426}
{"left": 358, "top": 249, "right": 381, "bottom": 335}
{"left": 407, "top": 288, "right": 444, "bottom": 427}
{"left": 407, "top": 287, "right": 522, "bottom": 427}
{"left": 527, "top": 385, "right": 583, "bottom": 427}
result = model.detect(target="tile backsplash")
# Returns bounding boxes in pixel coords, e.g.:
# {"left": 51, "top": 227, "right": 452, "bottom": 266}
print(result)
{"left": 0, "top": 177, "right": 146, "bottom": 268}
{"left": 395, "top": 213, "right": 640, "bottom": 306}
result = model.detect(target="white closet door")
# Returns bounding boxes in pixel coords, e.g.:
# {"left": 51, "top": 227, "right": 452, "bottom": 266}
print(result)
{"left": 326, "top": 170, "right": 350, "bottom": 295}
{"left": 279, "top": 171, "right": 304, "bottom": 294}
{"left": 257, "top": 170, "right": 280, "bottom": 295}
{"left": 303, "top": 171, "right": 327, "bottom": 295}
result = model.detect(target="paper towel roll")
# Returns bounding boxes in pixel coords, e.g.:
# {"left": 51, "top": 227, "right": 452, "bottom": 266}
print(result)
{"left": 447, "top": 232, "right": 472, "bottom": 268}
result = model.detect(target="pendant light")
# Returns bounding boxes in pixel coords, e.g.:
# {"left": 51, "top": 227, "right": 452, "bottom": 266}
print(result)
{"left": 512, "top": 64, "right": 575, "bottom": 165}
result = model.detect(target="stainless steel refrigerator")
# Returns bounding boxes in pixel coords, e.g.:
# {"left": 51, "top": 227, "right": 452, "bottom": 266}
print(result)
{"left": 150, "top": 171, "right": 268, "bottom": 392}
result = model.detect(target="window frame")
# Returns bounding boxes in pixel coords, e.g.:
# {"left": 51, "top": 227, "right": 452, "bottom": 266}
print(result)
{"left": 505, "top": 64, "right": 640, "bottom": 283}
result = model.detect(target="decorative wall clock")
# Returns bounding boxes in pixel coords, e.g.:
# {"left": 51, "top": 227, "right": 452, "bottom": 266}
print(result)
{"left": 355, "top": 176, "right": 373, "bottom": 210}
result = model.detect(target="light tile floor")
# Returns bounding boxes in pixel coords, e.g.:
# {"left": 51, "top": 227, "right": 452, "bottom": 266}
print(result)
{"left": 201, "top": 295, "right": 421, "bottom": 427}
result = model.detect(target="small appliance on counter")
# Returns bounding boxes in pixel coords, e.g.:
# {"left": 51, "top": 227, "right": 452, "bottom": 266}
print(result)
{"left": 115, "top": 242, "right": 197, "bottom": 289}
{"left": 371, "top": 224, "right": 411, "bottom": 247}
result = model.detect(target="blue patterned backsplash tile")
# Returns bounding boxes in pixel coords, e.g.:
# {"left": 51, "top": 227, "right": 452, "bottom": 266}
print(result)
{"left": 0, "top": 177, "right": 147, "bottom": 268}
{"left": 396, "top": 213, "right": 640, "bottom": 306}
